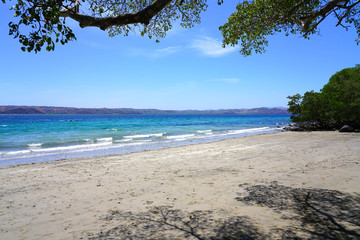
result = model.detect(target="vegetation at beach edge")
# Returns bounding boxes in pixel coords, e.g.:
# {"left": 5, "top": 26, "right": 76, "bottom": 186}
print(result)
{"left": 287, "top": 65, "right": 360, "bottom": 131}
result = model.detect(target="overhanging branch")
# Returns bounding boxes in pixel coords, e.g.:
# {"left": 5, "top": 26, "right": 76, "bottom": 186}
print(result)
{"left": 299, "top": 0, "right": 359, "bottom": 33}
{"left": 59, "top": 0, "right": 173, "bottom": 30}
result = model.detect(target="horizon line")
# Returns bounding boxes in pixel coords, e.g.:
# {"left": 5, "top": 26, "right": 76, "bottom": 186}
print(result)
{"left": 0, "top": 105, "right": 288, "bottom": 111}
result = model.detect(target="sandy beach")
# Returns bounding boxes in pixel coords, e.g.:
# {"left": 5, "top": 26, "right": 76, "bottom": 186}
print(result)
{"left": 1, "top": 131, "right": 359, "bottom": 239}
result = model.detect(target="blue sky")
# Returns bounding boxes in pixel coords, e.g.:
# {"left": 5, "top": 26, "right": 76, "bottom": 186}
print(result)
{"left": 0, "top": 1, "right": 359, "bottom": 110}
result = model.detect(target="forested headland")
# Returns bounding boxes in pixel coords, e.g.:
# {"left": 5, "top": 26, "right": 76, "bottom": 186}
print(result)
{"left": 287, "top": 65, "right": 360, "bottom": 132}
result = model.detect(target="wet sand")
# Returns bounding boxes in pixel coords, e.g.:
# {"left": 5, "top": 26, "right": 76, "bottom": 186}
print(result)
{"left": 1, "top": 131, "right": 359, "bottom": 239}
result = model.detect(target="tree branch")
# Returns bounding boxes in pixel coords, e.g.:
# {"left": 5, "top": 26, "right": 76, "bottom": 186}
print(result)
{"left": 59, "top": 0, "right": 173, "bottom": 30}
{"left": 286, "top": 0, "right": 312, "bottom": 19}
{"left": 300, "top": 0, "right": 347, "bottom": 32}
{"left": 335, "top": 0, "right": 360, "bottom": 28}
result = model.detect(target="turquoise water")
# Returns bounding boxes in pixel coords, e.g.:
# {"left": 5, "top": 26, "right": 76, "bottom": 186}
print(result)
{"left": 0, "top": 114, "right": 290, "bottom": 166}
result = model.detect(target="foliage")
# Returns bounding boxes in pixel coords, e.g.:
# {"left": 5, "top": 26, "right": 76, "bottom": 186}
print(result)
{"left": 2, "top": 0, "right": 360, "bottom": 53}
{"left": 7, "top": 0, "right": 77, "bottom": 52}
{"left": 81, "top": 0, "right": 209, "bottom": 40}
{"left": 287, "top": 65, "right": 360, "bottom": 128}
{"left": 220, "top": 0, "right": 360, "bottom": 56}
{"left": 4, "top": 0, "right": 209, "bottom": 53}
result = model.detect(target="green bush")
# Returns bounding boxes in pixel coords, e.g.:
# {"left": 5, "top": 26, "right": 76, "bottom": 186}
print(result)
{"left": 288, "top": 65, "right": 360, "bottom": 129}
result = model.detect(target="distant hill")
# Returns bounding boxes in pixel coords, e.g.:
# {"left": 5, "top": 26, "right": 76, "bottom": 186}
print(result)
{"left": 0, "top": 106, "right": 289, "bottom": 115}
{"left": 1, "top": 107, "right": 44, "bottom": 114}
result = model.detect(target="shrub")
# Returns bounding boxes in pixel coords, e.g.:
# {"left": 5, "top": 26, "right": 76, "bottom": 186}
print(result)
{"left": 287, "top": 65, "right": 360, "bottom": 129}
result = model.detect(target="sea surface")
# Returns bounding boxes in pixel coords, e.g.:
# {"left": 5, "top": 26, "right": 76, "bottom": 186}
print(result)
{"left": 0, "top": 114, "right": 290, "bottom": 166}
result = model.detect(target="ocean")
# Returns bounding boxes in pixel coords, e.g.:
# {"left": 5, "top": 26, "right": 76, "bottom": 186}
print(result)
{"left": 0, "top": 114, "right": 290, "bottom": 166}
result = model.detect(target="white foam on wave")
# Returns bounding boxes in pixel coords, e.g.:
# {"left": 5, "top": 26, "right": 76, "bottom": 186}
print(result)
{"left": 28, "top": 143, "right": 43, "bottom": 148}
{"left": 2, "top": 136, "right": 161, "bottom": 159}
{"left": 141, "top": 140, "right": 152, "bottom": 142}
{"left": 2, "top": 149, "right": 32, "bottom": 155}
{"left": 114, "top": 139, "right": 132, "bottom": 143}
{"left": 123, "top": 133, "right": 165, "bottom": 139}
{"left": 227, "top": 127, "right": 271, "bottom": 135}
{"left": 0, "top": 126, "right": 281, "bottom": 164}
{"left": 3, "top": 135, "right": 161, "bottom": 158}
{"left": 166, "top": 134, "right": 195, "bottom": 140}
{"left": 4, "top": 141, "right": 114, "bottom": 157}
{"left": 96, "top": 137, "right": 113, "bottom": 142}
{"left": 115, "top": 138, "right": 153, "bottom": 144}
{"left": 197, "top": 130, "right": 212, "bottom": 133}
{"left": 1, "top": 125, "right": 7, "bottom": 127}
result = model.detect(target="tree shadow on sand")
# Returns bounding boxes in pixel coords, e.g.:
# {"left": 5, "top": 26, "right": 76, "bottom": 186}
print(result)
{"left": 86, "top": 206, "right": 265, "bottom": 239}
{"left": 85, "top": 182, "right": 360, "bottom": 240}
{"left": 236, "top": 182, "right": 360, "bottom": 239}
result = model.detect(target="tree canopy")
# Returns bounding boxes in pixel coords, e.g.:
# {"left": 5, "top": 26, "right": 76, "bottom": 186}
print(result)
{"left": 221, "top": 0, "right": 360, "bottom": 55}
{"left": 3, "top": 0, "right": 360, "bottom": 53}
{"left": 287, "top": 65, "right": 360, "bottom": 129}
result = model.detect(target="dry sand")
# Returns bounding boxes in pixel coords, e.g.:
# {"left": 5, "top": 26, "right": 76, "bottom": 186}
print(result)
{"left": 0, "top": 131, "right": 359, "bottom": 239}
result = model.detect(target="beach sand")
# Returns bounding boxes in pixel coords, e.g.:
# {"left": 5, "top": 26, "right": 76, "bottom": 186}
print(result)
{"left": 1, "top": 131, "right": 359, "bottom": 239}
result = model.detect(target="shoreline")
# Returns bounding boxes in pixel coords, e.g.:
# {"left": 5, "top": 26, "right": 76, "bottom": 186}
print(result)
{"left": 1, "top": 131, "right": 359, "bottom": 239}
{"left": 1, "top": 130, "right": 282, "bottom": 169}
{"left": 0, "top": 127, "right": 283, "bottom": 167}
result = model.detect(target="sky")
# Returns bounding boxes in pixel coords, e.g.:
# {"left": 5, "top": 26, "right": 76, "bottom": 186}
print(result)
{"left": 0, "top": 1, "right": 359, "bottom": 110}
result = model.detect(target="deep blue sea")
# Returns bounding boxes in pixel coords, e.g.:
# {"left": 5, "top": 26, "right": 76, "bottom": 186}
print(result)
{"left": 0, "top": 114, "right": 290, "bottom": 166}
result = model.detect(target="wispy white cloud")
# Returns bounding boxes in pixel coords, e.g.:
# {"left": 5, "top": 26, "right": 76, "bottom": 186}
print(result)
{"left": 127, "top": 36, "right": 237, "bottom": 58}
{"left": 191, "top": 36, "right": 238, "bottom": 57}
{"left": 152, "top": 46, "right": 181, "bottom": 57}
{"left": 128, "top": 46, "right": 181, "bottom": 58}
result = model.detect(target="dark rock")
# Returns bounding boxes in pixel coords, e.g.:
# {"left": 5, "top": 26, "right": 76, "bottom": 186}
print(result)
{"left": 339, "top": 125, "right": 354, "bottom": 132}
{"left": 283, "top": 122, "right": 330, "bottom": 131}
{"left": 355, "top": 129, "right": 360, "bottom": 133}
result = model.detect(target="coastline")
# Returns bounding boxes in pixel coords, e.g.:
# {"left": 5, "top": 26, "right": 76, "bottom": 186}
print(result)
{"left": 1, "top": 131, "right": 359, "bottom": 239}
{"left": 0, "top": 127, "right": 283, "bottom": 167}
